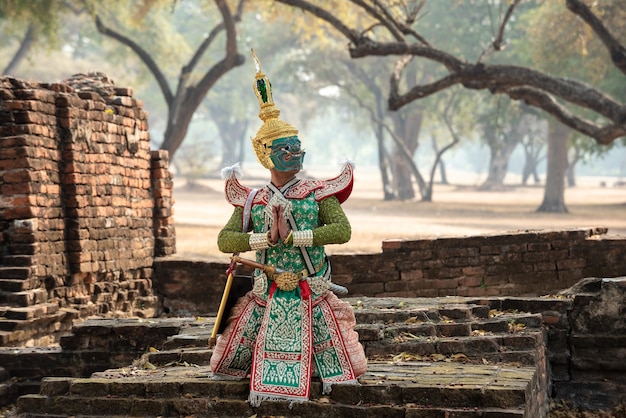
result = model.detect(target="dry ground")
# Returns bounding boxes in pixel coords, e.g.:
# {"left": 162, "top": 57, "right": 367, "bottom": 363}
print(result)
{"left": 172, "top": 165, "right": 626, "bottom": 263}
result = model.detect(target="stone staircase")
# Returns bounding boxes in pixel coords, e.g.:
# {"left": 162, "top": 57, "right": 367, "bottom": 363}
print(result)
{"left": 12, "top": 297, "right": 550, "bottom": 417}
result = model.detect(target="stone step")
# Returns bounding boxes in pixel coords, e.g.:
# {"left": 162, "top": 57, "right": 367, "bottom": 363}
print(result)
{"left": 0, "top": 288, "right": 48, "bottom": 308}
{"left": 145, "top": 309, "right": 545, "bottom": 370}
{"left": 357, "top": 312, "right": 543, "bottom": 340}
{"left": 354, "top": 303, "right": 491, "bottom": 324}
{"left": 59, "top": 317, "right": 196, "bottom": 351}
{"left": 157, "top": 309, "right": 542, "bottom": 351}
{"left": 0, "top": 347, "right": 158, "bottom": 381}
{"left": 0, "top": 309, "right": 68, "bottom": 332}
{"left": 147, "top": 327, "right": 543, "bottom": 371}
{"left": 366, "top": 333, "right": 543, "bottom": 366}
{"left": 5, "top": 297, "right": 551, "bottom": 414}
{"left": 0, "top": 278, "right": 40, "bottom": 292}
{"left": 142, "top": 347, "right": 213, "bottom": 367}
{"left": 17, "top": 360, "right": 540, "bottom": 417}
{"left": 16, "top": 396, "right": 527, "bottom": 418}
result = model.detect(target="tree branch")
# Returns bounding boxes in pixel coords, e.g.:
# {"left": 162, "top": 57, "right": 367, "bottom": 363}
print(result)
{"left": 349, "top": 0, "right": 404, "bottom": 42}
{"left": 566, "top": 0, "right": 626, "bottom": 75}
{"left": 195, "top": 0, "right": 245, "bottom": 94}
{"left": 507, "top": 86, "right": 625, "bottom": 145}
{"left": 427, "top": 92, "right": 460, "bottom": 196}
{"left": 274, "top": 0, "right": 626, "bottom": 145}
{"left": 360, "top": 41, "right": 624, "bottom": 121}
{"left": 95, "top": 15, "right": 174, "bottom": 105}
{"left": 477, "top": 0, "right": 521, "bottom": 62}
{"left": 184, "top": 0, "right": 245, "bottom": 76}
{"left": 275, "top": 0, "right": 364, "bottom": 45}
{"left": 392, "top": 0, "right": 430, "bottom": 46}
{"left": 3, "top": 23, "right": 37, "bottom": 76}
{"left": 390, "top": 73, "right": 462, "bottom": 110}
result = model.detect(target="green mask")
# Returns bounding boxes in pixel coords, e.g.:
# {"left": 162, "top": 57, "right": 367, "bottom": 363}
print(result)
{"left": 269, "top": 136, "right": 305, "bottom": 172}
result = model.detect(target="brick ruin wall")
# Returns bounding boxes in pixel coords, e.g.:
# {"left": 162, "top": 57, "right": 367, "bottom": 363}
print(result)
{"left": 0, "top": 75, "right": 175, "bottom": 347}
{"left": 155, "top": 227, "right": 626, "bottom": 316}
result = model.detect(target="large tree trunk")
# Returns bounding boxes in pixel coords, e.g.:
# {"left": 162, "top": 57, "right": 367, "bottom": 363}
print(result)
{"left": 213, "top": 115, "right": 248, "bottom": 167}
{"left": 389, "top": 105, "right": 423, "bottom": 200}
{"left": 520, "top": 116, "right": 546, "bottom": 186}
{"left": 388, "top": 63, "right": 426, "bottom": 200}
{"left": 537, "top": 120, "right": 570, "bottom": 213}
{"left": 372, "top": 89, "right": 395, "bottom": 200}
{"left": 391, "top": 151, "right": 415, "bottom": 200}
{"left": 522, "top": 161, "right": 541, "bottom": 185}
{"left": 522, "top": 148, "right": 543, "bottom": 185}
{"left": 479, "top": 146, "right": 514, "bottom": 190}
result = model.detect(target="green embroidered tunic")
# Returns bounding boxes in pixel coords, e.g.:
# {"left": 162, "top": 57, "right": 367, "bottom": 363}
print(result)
{"left": 218, "top": 192, "right": 350, "bottom": 297}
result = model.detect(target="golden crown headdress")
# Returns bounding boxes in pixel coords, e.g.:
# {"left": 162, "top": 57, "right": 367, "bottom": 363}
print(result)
{"left": 251, "top": 49, "right": 299, "bottom": 169}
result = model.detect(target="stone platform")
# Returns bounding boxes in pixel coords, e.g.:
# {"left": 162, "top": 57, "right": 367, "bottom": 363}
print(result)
{"left": 18, "top": 361, "right": 538, "bottom": 417}
{"left": 10, "top": 297, "right": 549, "bottom": 417}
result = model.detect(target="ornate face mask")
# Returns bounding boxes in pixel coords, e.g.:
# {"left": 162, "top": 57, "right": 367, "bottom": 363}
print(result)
{"left": 269, "top": 136, "right": 305, "bottom": 172}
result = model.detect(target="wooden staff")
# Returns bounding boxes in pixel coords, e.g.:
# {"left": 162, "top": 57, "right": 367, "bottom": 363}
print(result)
{"left": 208, "top": 255, "right": 278, "bottom": 347}
{"left": 208, "top": 258, "right": 237, "bottom": 348}
{"left": 230, "top": 255, "right": 280, "bottom": 275}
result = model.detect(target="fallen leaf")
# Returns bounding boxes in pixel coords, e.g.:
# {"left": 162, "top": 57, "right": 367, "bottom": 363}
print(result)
{"left": 451, "top": 353, "right": 470, "bottom": 362}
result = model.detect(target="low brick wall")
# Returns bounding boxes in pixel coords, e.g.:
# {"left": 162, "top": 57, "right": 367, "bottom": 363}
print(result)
{"left": 154, "top": 227, "right": 626, "bottom": 315}
{"left": 554, "top": 277, "right": 626, "bottom": 410}
{"left": 470, "top": 277, "right": 626, "bottom": 411}
{"left": 0, "top": 74, "right": 175, "bottom": 346}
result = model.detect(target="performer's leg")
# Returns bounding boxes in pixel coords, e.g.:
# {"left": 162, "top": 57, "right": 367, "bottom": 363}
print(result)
{"left": 210, "top": 292, "right": 265, "bottom": 378}
{"left": 312, "top": 292, "right": 367, "bottom": 391}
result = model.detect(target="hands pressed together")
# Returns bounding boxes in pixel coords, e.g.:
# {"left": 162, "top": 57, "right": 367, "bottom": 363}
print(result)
{"left": 269, "top": 204, "right": 291, "bottom": 245}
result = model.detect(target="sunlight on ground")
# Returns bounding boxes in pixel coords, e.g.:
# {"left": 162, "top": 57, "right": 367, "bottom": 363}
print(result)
{"left": 172, "top": 165, "right": 626, "bottom": 261}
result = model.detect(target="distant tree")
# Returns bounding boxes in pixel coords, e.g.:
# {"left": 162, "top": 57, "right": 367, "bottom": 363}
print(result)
{"left": 93, "top": 0, "right": 245, "bottom": 158}
{"left": 474, "top": 96, "right": 524, "bottom": 191}
{"left": 0, "top": 0, "right": 69, "bottom": 75}
{"left": 274, "top": 0, "right": 626, "bottom": 212}
{"left": 566, "top": 133, "right": 618, "bottom": 187}
{"left": 520, "top": 114, "right": 547, "bottom": 186}
{"left": 265, "top": 3, "right": 480, "bottom": 201}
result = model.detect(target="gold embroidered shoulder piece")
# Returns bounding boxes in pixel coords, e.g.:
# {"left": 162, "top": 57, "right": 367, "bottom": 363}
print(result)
{"left": 224, "top": 162, "right": 354, "bottom": 206}
{"left": 224, "top": 175, "right": 251, "bottom": 207}
{"left": 314, "top": 162, "right": 354, "bottom": 204}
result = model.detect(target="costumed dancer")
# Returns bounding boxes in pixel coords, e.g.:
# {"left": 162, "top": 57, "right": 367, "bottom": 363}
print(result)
{"left": 210, "top": 49, "right": 367, "bottom": 406}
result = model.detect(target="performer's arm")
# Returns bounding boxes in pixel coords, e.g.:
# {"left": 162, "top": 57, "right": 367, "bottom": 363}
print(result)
{"left": 218, "top": 206, "right": 275, "bottom": 253}
{"left": 217, "top": 207, "right": 252, "bottom": 253}
{"left": 308, "top": 196, "right": 351, "bottom": 246}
